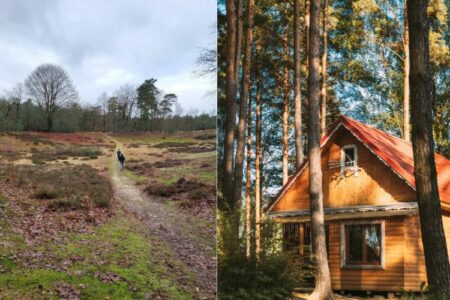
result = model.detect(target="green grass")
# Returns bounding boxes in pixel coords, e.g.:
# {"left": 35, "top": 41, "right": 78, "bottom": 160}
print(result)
{"left": 0, "top": 212, "right": 195, "bottom": 299}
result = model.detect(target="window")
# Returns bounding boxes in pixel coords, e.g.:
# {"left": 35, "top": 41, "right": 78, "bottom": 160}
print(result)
{"left": 341, "top": 222, "right": 384, "bottom": 269}
{"left": 283, "top": 223, "right": 329, "bottom": 257}
{"left": 340, "top": 145, "right": 358, "bottom": 175}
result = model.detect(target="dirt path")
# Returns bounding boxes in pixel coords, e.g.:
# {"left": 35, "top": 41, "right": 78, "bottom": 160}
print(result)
{"left": 105, "top": 134, "right": 216, "bottom": 299}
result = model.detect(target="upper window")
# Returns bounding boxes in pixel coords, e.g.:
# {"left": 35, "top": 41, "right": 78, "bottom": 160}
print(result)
{"left": 340, "top": 145, "right": 358, "bottom": 175}
{"left": 342, "top": 222, "right": 384, "bottom": 268}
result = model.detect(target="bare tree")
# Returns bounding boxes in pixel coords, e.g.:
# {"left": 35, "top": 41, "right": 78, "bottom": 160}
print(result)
{"left": 115, "top": 84, "right": 137, "bottom": 131}
{"left": 308, "top": 0, "right": 333, "bottom": 298}
{"left": 408, "top": 0, "right": 450, "bottom": 296}
{"left": 25, "top": 64, "right": 78, "bottom": 131}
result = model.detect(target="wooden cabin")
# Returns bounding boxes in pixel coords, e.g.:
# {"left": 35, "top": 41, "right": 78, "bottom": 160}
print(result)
{"left": 265, "top": 116, "right": 450, "bottom": 292}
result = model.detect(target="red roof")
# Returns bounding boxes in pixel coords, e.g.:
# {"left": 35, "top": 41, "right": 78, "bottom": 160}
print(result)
{"left": 266, "top": 115, "right": 450, "bottom": 212}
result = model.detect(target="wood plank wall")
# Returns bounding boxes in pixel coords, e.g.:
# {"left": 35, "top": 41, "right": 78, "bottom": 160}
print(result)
{"left": 272, "top": 128, "right": 416, "bottom": 212}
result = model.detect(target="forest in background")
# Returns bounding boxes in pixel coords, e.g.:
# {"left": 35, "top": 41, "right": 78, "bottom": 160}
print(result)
{"left": 217, "top": 0, "right": 450, "bottom": 298}
{"left": 0, "top": 64, "right": 216, "bottom": 133}
{"left": 218, "top": 0, "right": 449, "bottom": 197}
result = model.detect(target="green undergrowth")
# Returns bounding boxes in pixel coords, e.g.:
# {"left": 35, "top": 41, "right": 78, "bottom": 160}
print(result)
{"left": 0, "top": 211, "right": 194, "bottom": 299}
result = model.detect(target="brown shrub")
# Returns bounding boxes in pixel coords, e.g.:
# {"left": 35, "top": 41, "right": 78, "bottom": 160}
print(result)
{"left": 194, "top": 133, "right": 216, "bottom": 140}
{"left": 153, "top": 142, "right": 196, "bottom": 148}
{"left": 31, "top": 146, "right": 102, "bottom": 164}
{"left": 167, "top": 146, "right": 215, "bottom": 153}
{"left": 0, "top": 164, "right": 113, "bottom": 210}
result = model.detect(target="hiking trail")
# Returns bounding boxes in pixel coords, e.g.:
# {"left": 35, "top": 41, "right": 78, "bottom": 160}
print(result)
{"left": 104, "top": 134, "right": 216, "bottom": 299}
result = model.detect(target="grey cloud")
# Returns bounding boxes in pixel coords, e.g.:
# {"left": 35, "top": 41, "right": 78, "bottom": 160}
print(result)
{"left": 0, "top": 0, "right": 216, "bottom": 111}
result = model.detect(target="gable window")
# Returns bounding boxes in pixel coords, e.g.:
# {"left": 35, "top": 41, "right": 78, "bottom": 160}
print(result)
{"left": 340, "top": 145, "right": 358, "bottom": 175}
{"left": 341, "top": 221, "right": 385, "bottom": 269}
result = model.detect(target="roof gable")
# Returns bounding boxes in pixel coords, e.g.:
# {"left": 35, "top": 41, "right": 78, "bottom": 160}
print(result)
{"left": 266, "top": 116, "right": 450, "bottom": 213}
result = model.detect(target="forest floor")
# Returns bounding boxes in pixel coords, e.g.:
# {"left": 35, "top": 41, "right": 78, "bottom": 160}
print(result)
{"left": 0, "top": 130, "right": 216, "bottom": 299}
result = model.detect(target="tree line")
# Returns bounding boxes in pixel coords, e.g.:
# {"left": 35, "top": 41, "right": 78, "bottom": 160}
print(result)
{"left": 218, "top": 0, "right": 449, "bottom": 298}
{"left": 0, "top": 63, "right": 215, "bottom": 132}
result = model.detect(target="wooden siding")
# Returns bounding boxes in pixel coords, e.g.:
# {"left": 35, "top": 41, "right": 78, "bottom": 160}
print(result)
{"left": 272, "top": 127, "right": 416, "bottom": 212}
{"left": 328, "top": 217, "right": 406, "bottom": 291}
{"left": 443, "top": 212, "right": 450, "bottom": 262}
{"left": 403, "top": 215, "right": 427, "bottom": 291}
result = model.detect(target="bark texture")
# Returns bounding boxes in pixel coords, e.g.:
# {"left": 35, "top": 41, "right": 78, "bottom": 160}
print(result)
{"left": 408, "top": 0, "right": 450, "bottom": 296}
{"left": 255, "top": 77, "right": 262, "bottom": 259}
{"left": 320, "top": 0, "right": 328, "bottom": 137}
{"left": 403, "top": 1, "right": 411, "bottom": 143}
{"left": 294, "top": 0, "right": 304, "bottom": 169}
{"left": 235, "top": 0, "right": 243, "bottom": 83}
{"left": 282, "top": 29, "right": 290, "bottom": 185}
{"left": 223, "top": 0, "right": 237, "bottom": 206}
{"left": 308, "top": 0, "right": 333, "bottom": 298}
{"left": 245, "top": 82, "right": 253, "bottom": 258}
{"left": 232, "top": 0, "right": 255, "bottom": 207}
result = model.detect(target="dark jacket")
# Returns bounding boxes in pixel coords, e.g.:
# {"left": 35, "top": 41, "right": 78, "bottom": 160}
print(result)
{"left": 117, "top": 150, "right": 121, "bottom": 161}
{"left": 119, "top": 153, "right": 125, "bottom": 162}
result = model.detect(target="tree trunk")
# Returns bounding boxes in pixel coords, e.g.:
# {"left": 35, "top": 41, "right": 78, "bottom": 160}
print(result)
{"left": 245, "top": 84, "right": 253, "bottom": 259}
{"left": 255, "top": 76, "right": 262, "bottom": 260}
{"left": 408, "top": 0, "right": 450, "bottom": 296}
{"left": 403, "top": 1, "right": 411, "bottom": 143}
{"left": 320, "top": 0, "right": 328, "bottom": 137}
{"left": 282, "top": 28, "right": 290, "bottom": 185}
{"left": 232, "top": 0, "right": 255, "bottom": 209}
{"left": 305, "top": 0, "right": 310, "bottom": 74}
{"left": 223, "top": 0, "right": 238, "bottom": 207}
{"left": 47, "top": 114, "right": 53, "bottom": 132}
{"left": 294, "top": 0, "right": 304, "bottom": 169}
{"left": 235, "top": 0, "right": 243, "bottom": 83}
{"left": 308, "top": 0, "right": 333, "bottom": 298}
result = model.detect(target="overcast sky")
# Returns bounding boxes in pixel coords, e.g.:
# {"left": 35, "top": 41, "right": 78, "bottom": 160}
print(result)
{"left": 0, "top": 0, "right": 216, "bottom": 114}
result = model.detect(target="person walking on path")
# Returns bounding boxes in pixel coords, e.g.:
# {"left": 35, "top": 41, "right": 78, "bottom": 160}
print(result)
{"left": 118, "top": 151, "right": 126, "bottom": 171}
{"left": 117, "top": 149, "right": 122, "bottom": 161}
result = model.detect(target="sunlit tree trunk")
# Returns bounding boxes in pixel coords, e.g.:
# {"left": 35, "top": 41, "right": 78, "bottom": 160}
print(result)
{"left": 245, "top": 86, "right": 252, "bottom": 258}
{"left": 305, "top": 0, "right": 310, "bottom": 73}
{"left": 255, "top": 77, "right": 262, "bottom": 260}
{"left": 308, "top": 0, "right": 333, "bottom": 298}
{"left": 403, "top": 1, "right": 410, "bottom": 142}
{"left": 235, "top": 0, "right": 243, "bottom": 83}
{"left": 294, "top": 0, "right": 304, "bottom": 168}
{"left": 408, "top": 0, "right": 450, "bottom": 296}
{"left": 223, "top": 0, "right": 237, "bottom": 207}
{"left": 233, "top": 0, "right": 255, "bottom": 209}
{"left": 282, "top": 28, "right": 290, "bottom": 185}
{"left": 320, "top": 0, "right": 328, "bottom": 137}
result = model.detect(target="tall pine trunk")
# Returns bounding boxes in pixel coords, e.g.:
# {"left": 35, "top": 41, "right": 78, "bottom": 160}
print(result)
{"left": 320, "top": 0, "right": 328, "bottom": 137}
{"left": 235, "top": 0, "right": 243, "bottom": 83}
{"left": 408, "top": 0, "right": 450, "bottom": 296}
{"left": 255, "top": 76, "right": 262, "bottom": 259}
{"left": 308, "top": 0, "right": 333, "bottom": 298}
{"left": 223, "top": 0, "right": 237, "bottom": 209}
{"left": 245, "top": 81, "right": 253, "bottom": 259}
{"left": 305, "top": 0, "right": 310, "bottom": 73}
{"left": 403, "top": 1, "right": 411, "bottom": 142}
{"left": 232, "top": 0, "right": 255, "bottom": 208}
{"left": 294, "top": 0, "right": 304, "bottom": 169}
{"left": 282, "top": 28, "right": 290, "bottom": 185}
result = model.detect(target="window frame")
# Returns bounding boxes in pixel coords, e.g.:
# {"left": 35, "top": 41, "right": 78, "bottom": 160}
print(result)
{"left": 340, "top": 144, "right": 358, "bottom": 176}
{"left": 340, "top": 220, "right": 385, "bottom": 270}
